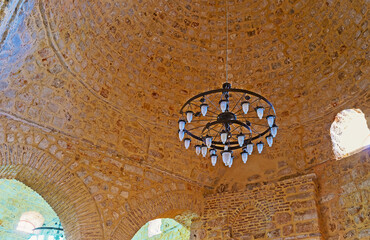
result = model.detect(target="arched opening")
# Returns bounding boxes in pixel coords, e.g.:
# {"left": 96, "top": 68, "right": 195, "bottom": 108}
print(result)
{"left": 0, "top": 143, "right": 104, "bottom": 239}
{"left": 0, "top": 179, "right": 64, "bottom": 239}
{"left": 132, "top": 218, "right": 190, "bottom": 239}
{"left": 330, "top": 109, "right": 370, "bottom": 159}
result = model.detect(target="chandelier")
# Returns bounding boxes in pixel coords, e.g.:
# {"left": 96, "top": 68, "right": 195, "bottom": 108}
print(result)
{"left": 177, "top": 4, "right": 278, "bottom": 168}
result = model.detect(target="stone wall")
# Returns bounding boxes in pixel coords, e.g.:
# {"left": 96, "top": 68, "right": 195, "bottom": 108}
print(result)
{"left": 198, "top": 148, "right": 369, "bottom": 240}
{"left": 313, "top": 149, "right": 369, "bottom": 240}
{"left": 0, "top": 116, "right": 204, "bottom": 239}
{"left": 192, "top": 174, "right": 322, "bottom": 239}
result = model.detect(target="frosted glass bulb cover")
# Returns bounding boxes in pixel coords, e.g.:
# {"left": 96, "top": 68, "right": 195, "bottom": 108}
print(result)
{"left": 178, "top": 130, "right": 185, "bottom": 141}
{"left": 184, "top": 138, "right": 191, "bottom": 149}
{"left": 266, "top": 115, "right": 275, "bottom": 127}
{"left": 209, "top": 149, "right": 216, "bottom": 155}
{"left": 241, "top": 151, "right": 248, "bottom": 163}
{"left": 220, "top": 130, "right": 228, "bottom": 144}
{"left": 266, "top": 134, "right": 273, "bottom": 147}
{"left": 220, "top": 100, "right": 228, "bottom": 112}
{"left": 205, "top": 135, "right": 213, "bottom": 148}
{"left": 195, "top": 145, "right": 201, "bottom": 155}
{"left": 241, "top": 101, "right": 250, "bottom": 114}
{"left": 229, "top": 157, "right": 233, "bottom": 167}
{"left": 222, "top": 151, "right": 231, "bottom": 165}
{"left": 178, "top": 119, "right": 186, "bottom": 131}
{"left": 246, "top": 142, "right": 253, "bottom": 154}
{"left": 237, "top": 134, "right": 245, "bottom": 147}
{"left": 200, "top": 104, "right": 208, "bottom": 116}
{"left": 186, "top": 111, "right": 193, "bottom": 123}
{"left": 257, "top": 141, "right": 264, "bottom": 153}
{"left": 211, "top": 154, "right": 217, "bottom": 166}
{"left": 256, "top": 106, "right": 264, "bottom": 119}
{"left": 271, "top": 124, "right": 278, "bottom": 137}
{"left": 201, "top": 145, "right": 207, "bottom": 157}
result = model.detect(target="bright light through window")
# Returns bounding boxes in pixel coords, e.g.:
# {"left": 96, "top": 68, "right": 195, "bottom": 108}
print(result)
{"left": 16, "top": 211, "right": 45, "bottom": 233}
{"left": 330, "top": 109, "right": 370, "bottom": 159}
{"left": 148, "top": 219, "right": 162, "bottom": 237}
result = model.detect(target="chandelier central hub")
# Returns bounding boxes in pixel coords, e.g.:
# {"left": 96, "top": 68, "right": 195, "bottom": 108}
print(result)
{"left": 217, "top": 112, "right": 237, "bottom": 122}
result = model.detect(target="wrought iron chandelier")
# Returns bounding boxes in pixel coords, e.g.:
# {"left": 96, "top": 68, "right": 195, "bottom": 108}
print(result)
{"left": 177, "top": 3, "right": 278, "bottom": 168}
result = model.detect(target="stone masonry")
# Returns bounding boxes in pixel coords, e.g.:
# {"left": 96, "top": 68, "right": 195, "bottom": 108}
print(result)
{"left": 0, "top": 0, "right": 369, "bottom": 239}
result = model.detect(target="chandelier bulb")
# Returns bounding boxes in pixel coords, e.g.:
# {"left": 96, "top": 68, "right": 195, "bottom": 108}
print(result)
{"left": 200, "top": 103, "right": 208, "bottom": 116}
{"left": 219, "top": 99, "right": 228, "bottom": 113}
{"left": 241, "top": 101, "right": 250, "bottom": 114}
{"left": 237, "top": 133, "right": 245, "bottom": 147}
{"left": 186, "top": 111, "right": 194, "bottom": 123}
{"left": 241, "top": 151, "right": 248, "bottom": 163}
{"left": 205, "top": 135, "right": 213, "bottom": 148}
{"left": 178, "top": 130, "right": 185, "bottom": 141}
{"left": 209, "top": 148, "right": 216, "bottom": 156}
{"left": 195, "top": 145, "right": 201, "bottom": 155}
{"left": 271, "top": 124, "right": 278, "bottom": 137}
{"left": 220, "top": 130, "right": 228, "bottom": 144}
{"left": 211, "top": 154, "right": 217, "bottom": 166}
{"left": 228, "top": 156, "right": 233, "bottom": 167}
{"left": 246, "top": 142, "right": 253, "bottom": 154}
{"left": 178, "top": 119, "right": 186, "bottom": 131}
{"left": 222, "top": 150, "right": 232, "bottom": 166}
{"left": 266, "top": 115, "right": 275, "bottom": 128}
{"left": 257, "top": 141, "right": 264, "bottom": 153}
{"left": 201, "top": 144, "right": 208, "bottom": 157}
{"left": 256, "top": 106, "right": 265, "bottom": 119}
{"left": 266, "top": 134, "right": 273, "bottom": 147}
{"left": 184, "top": 138, "right": 191, "bottom": 149}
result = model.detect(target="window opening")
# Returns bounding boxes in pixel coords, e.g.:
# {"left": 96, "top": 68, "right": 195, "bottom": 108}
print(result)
{"left": 330, "top": 109, "right": 370, "bottom": 159}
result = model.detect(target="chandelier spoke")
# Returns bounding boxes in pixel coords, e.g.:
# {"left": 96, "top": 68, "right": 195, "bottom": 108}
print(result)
{"left": 229, "top": 92, "right": 244, "bottom": 113}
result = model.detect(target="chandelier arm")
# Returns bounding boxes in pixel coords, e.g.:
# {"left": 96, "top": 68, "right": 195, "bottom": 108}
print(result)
{"left": 206, "top": 93, "right": 222, "bottom": 112}
{"left": 191, "top": 118, "right": 220, "bottom": 122}
{"left": 251, "top": 123, "right": 270, "bottom": 127}
{"left": 213, "top": 125, "right": 225, "bottom": 141}
{"left": 186, "top": 125, "right": 207, "bottom": 131}
{"left": 229, "top": 124, "right": 243, "bottom": 134}
{"left": 229, "top": 92, "right": 244, "bottom": 113}
{"left": 237, "top": 115, "right": 262, "bottom": 119}
{"left": 199, "top": 120, "right": 252, "bottom": 144}
{"left": 179, "top": 88, "right": 275, "bottom": 114}
{"left": 250, "top": 125, "right": 262, "bottom": 135}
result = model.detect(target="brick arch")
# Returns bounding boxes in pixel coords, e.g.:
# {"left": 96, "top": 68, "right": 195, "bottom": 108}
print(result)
{"left": 111, "top": 191, "right": 202, "bottom": 239}
{"left": 229, "top": 200, "right": 273, "bottom": 225}
{"left": 0, "top": 143, "right": 104, "bottom": 239}
{"left": 228, "top": 199, "right": 273, "bottom": 238}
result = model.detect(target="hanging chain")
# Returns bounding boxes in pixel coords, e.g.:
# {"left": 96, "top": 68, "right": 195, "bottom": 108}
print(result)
{"left": 226, "top": 1, "right": 229, "bottom": 83}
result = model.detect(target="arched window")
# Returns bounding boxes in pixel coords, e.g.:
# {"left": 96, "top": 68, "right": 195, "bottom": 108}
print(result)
{"left": 132, "top": 218, "right": 190, "bottom": 239}
{"left": 330, "top": 109, "right": 370, "bottom": 159}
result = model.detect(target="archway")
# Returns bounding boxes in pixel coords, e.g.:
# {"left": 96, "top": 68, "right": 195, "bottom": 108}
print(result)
{"left": 0, "top": 179, "right": 63, "bottom": 239}
{"left": 0, "top": 143, "right": 104, "bottom": 239}
{"left": 132, "top": 218, "right": 191, "bottom": 240}
{"left": 111, "top": 192, "right": 202, "bottom": 239}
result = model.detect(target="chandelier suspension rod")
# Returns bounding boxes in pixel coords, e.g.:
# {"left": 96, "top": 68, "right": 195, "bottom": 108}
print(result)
{"left": 226, "top": 0, "right": 229, "bottom": 83}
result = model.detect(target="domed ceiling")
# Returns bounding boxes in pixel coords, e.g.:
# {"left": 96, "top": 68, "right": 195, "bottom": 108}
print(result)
{"left": 0, "top": 0, "right": 368, "bottom": 186}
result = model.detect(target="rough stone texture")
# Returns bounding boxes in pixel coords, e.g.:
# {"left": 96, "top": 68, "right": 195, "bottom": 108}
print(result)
{"left": 313, "top": 149, "right": 370, "bottom": 240}
{"left": 194, "top": 174, "right": 322, "bottom": 239}
{"left": 0, "top": 0, "right": 368, "bottom": 239}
